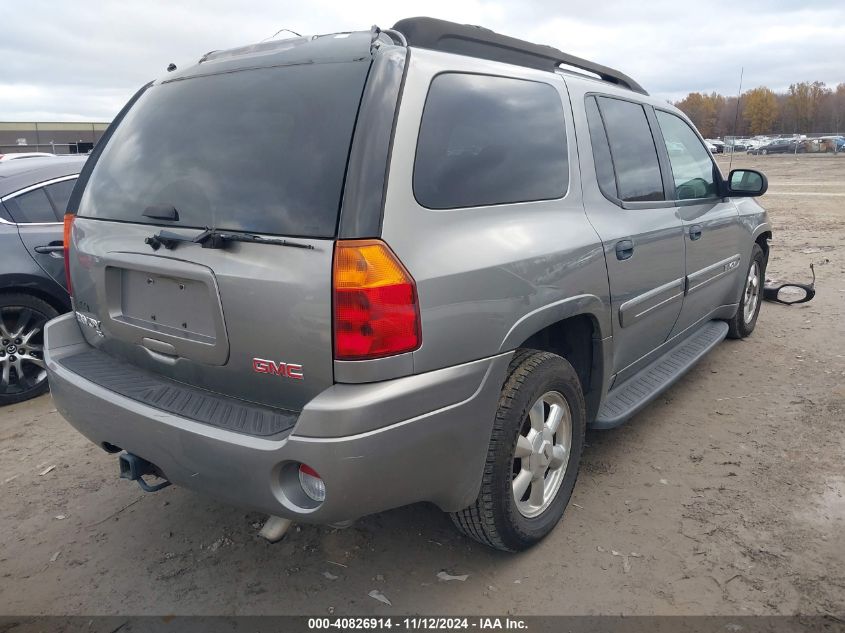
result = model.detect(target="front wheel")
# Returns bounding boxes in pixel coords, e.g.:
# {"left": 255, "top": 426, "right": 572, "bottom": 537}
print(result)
{"left": 727, "top": 244, "right": 765, "bottom": 339}
{"left": 450, "top": 349, "right": 586, "bottom": 551}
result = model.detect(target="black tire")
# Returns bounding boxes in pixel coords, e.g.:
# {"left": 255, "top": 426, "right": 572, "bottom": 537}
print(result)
{"left": 0, "top": 293, "right": 58, "bottom": 406}
{"left": 727, "top": 244, "right": 765, "bottom": 339}
{"left": 450, "top": 349, "right": 586, "bottom": 551}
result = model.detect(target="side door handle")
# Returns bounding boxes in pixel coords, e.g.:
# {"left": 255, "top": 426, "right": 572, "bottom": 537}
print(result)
{"left": 688, "top": 225, "right": 703, "bottom": 241}
{"left": 615, "top": 239, "right": 634, "bottom": 260}
{"left": 34, "top": 241, "right": 64, "bottom": 255}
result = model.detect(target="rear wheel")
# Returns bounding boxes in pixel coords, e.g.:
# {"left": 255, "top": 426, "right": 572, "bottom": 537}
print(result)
{"left": 727, "top": 244, "right": 765, "bottom": 339}
{"left": 450, "top": 349, "right": 585, "bottom": 551}
{"left": 0, "top": 294, "right": 57, "bottom": 406}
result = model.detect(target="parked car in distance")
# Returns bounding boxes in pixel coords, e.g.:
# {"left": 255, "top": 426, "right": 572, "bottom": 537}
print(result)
{"left": 818, "top": 136, "right": 844, "bottom": 153}
{"left": 0, "top": 155, "right": 84, "bottom": 404}
{"left": 45, "top": 18, "right": 771, "bottom": 551}
{"left": 706, "top": 139, "right": 724, "bottom": 153}
{"left": 749, "top": 139, "right": 796, "bottom": 155}
{"left": 0, "top": 152, "right": 58, "bottom": 162}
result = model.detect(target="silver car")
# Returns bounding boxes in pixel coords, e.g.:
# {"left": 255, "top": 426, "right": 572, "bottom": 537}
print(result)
{"left": 44, "top": 18, "right": 771, "bottom": 551}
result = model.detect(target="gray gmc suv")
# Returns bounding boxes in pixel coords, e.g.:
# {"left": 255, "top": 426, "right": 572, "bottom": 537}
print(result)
{"left": 44, "top": 18, "right": 771, "bottom": 551}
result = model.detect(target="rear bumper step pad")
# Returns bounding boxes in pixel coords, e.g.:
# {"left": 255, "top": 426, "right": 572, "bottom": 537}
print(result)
{"left": 59, "top": 349, "right": 297, "bottom": 438}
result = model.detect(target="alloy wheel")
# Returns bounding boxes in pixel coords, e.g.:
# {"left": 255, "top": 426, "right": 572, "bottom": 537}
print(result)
{"left": 0, "top": 307, "right": 48, "bottom": 396}
{"left": 743, "top": 260, "right": 761, "bottom": 325}
{"left": 512, "top": 391, "right": 572, "bottom": 518}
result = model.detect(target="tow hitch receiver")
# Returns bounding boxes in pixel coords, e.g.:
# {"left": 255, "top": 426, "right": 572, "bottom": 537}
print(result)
{"left": 118, "top": 452, "right": 172, "bottom": 493}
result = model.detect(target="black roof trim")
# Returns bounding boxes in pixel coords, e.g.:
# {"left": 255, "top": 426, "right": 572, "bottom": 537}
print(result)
{"left": 392, "top": 17, "right": 648, "bottom": 96}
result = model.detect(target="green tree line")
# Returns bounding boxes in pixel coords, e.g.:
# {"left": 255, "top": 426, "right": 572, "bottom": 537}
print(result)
{"left": 674, "top": 81, "right": 845, "bottom": 138}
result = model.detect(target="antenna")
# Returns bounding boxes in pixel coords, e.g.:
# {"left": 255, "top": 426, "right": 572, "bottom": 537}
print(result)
{"left": 728, "top": 67, "right": 744, "bottom": 175}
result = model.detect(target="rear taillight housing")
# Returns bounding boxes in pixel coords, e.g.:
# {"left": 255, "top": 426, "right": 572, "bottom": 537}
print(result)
{"left": 333, "top": 239, "right": 421, "bottom": 360}
{"left": 63, "top": 213, "right": 75, "bottom": 295}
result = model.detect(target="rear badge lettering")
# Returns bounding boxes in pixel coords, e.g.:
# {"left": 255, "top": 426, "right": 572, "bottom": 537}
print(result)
{"left": 253, "top": 358, "right": 304, "bottom": 380}
{"left": 75, "top": 311, "right": 104, "bottom": 337}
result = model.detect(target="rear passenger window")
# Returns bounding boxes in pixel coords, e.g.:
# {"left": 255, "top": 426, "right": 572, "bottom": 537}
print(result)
{"left": 414, "top": 73, "right": 568, "bottom": 209}
{"left": 45, "top": 179, "right": 77, "bottom": 217}
{"left": 5, "top": 188, "right": 57, "bottom": 223}
{"left": 596, "top": 96, "right": 664, "bottom": 202}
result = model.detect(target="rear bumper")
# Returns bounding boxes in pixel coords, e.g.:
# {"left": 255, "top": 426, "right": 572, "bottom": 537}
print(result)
{"left": 45, "top": 313, "right": 511, "bottom": 523}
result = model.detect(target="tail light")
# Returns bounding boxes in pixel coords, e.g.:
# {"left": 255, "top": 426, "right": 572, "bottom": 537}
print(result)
{"left": 333, "top": 239, "right": 421, "bottom": 360}
{"left": 63, "top": 213, "right": 75, "bottom": 295}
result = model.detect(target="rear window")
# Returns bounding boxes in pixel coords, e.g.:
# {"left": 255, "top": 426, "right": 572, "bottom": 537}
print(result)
{"left": 45, "top": 178, "right": 77, "bottom": 215}
{"left": 79, "top": 62, "right": 369, "bottom": 237}
{"left": 414, "top": 73, "right": 568, "bottom": 209}
{"left": 5, "top": 187, "right": 57, "bottom": 223}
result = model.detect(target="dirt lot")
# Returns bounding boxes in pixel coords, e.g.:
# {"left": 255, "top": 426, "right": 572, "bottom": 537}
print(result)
{"left": 1, "top": 155, "right": 843, "bottom": 617}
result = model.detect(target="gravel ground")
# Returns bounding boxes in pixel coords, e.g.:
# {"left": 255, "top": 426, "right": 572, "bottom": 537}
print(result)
{"left": 0, "top": 155, "right": 843, "bottom": 617}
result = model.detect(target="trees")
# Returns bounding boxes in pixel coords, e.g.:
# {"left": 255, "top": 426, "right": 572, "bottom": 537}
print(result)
{"left": 786, "top": 81, "right": 830, "bottom": 132}
{"left": 674, "top": 92, "right": 718, "bottom": 137}
{"left": 675, "top": 82, "right": 842, "bottom": 135}
{"left": 743, "top": 88, "right": 779, "bottom": 135}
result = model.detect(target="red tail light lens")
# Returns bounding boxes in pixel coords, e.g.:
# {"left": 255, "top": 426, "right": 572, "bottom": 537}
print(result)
{"left": 333, "top": 240, "right": 421, "bottom": 360}
{"left": 63, "top": 213, "right": 75, "bottom": 295}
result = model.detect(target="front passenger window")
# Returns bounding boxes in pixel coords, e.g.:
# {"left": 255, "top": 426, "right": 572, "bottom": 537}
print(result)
{"left": 655, "top": 111, "right": 719, "bottom": 200}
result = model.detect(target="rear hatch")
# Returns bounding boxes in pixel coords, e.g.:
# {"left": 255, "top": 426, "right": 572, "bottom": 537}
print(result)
{"left": 68, "top": 37, "right": 372, "bottom": 412}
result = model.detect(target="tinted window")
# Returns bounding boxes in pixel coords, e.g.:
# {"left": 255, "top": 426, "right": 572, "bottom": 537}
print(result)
{"left": 414, "top": 73, "right": 568, "bottom": 209}
{"left": 79, "top": 62, "right": 369, "bottom": 237}
{"left": 655, "top": 111, "right": 718, "bottom": 200}
{"left": 0, "top": 202, "right": 13, "bottom": 223}
{"left": 596, "top": 97, "right": 664, "bottom": 202}
{"left": 585, "top": 96, "right": 617, "bottom": 199}
{"left": 45, "top": 178, "right": 77, "bottom": 217}
{"left": 6, "top": 188, "right": 56, "bottom": 223}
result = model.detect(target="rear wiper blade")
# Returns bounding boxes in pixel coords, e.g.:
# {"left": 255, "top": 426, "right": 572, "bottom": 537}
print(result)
{"left": 145, "top": 228, "right": 314, "bottom": 251}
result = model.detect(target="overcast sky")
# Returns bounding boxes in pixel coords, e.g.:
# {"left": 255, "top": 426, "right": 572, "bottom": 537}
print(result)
{"left": 3, "top": 0, "right": 843, "bottom": 121}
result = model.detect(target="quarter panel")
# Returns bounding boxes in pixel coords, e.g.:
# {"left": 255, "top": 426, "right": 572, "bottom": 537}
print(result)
{"left": 381, "top": 49, "right": 610, "bottom": 374}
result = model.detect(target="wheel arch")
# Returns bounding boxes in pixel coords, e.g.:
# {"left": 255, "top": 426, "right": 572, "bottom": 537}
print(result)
{"left": 505, "top": 306, "right": 608, "bottom": 424}
{"left": 754, "top": 230, "right": 772, "bottom": 264}
{"left": 0, "top": 274, "right": 71, "bottom": 315}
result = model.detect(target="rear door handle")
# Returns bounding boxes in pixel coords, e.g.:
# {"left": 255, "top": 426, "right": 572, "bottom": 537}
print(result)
{"left": 615, "top": 239, "right": 634, "bottom": 260}
{"left": 689, "top": 225, "right": 703, "bottom": 241}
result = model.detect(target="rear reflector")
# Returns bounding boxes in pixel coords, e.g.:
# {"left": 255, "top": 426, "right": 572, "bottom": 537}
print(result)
{"left": 298, "top": 464, "right": 326, "bottom": 502}
{"left": 333, "top": 239, "right": 421, "bottom": 360}
{"left": 63, "top": 214, "right": 75, "bottom": 295}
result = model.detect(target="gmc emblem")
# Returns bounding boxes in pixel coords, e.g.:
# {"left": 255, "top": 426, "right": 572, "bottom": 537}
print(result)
{"left": 253, "top": 357, "right": 304, "bottom": 380}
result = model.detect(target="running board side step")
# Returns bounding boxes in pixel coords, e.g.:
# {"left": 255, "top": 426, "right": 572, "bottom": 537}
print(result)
{"left": 593, "top": 320, "right": 729, "bottom": 429}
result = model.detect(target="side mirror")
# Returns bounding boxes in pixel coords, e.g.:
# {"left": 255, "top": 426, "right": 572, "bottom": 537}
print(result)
{"left": 763, "top": 284, "right": 815, "bottom": 305}
{"left": 727, "top": 169, "right": 768, "bottom": 197}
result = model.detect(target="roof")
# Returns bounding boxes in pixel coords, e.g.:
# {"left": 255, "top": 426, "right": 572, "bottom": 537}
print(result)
{"left": 0, "top": 156, "right": 87, "bottom": 198}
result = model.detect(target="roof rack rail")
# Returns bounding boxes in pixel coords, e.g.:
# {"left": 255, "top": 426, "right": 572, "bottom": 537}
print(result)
{"left": 392, "top": 17, "right": 648, "bottom": 96}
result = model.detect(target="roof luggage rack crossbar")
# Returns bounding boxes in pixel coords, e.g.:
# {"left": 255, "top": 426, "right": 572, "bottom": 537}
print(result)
{"left": 392, "top": 17, "right": 648, "bottom": 96}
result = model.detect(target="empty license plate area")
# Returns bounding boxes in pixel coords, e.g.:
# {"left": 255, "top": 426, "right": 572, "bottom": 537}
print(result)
{"left": 116, "top": 269, "right": 216, "bottom": 342}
